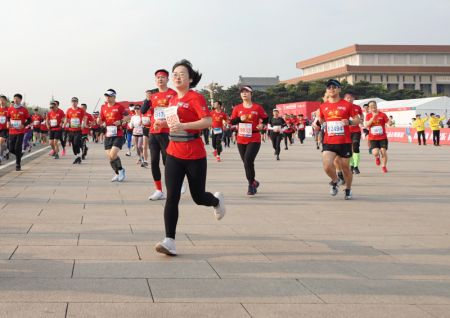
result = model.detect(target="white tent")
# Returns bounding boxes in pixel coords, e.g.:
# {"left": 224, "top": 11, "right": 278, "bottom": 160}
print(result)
{"left": 354, "top": 96, "right": 450, "bottom": 127}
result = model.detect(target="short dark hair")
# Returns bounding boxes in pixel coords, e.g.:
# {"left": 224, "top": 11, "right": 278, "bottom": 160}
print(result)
{"left": 54, "top": 100, "right": 60, "bottom": 106}
{"left": 172, "top": 59, "right": 202, "bottom": 88}
{"left": 215, "top": 100, "right": 223, "bottom": 106}
{"left": 14, "top": 93, "right": 23, "bottom": 100}
{"left": 81, "top": 103, "right": 87, "bottom": 107}
{"left": 145, "top": 89, "right": 152, "bottom": 93}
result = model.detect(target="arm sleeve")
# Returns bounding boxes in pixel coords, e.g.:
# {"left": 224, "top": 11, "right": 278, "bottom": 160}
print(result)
{"left": 141, "top": 99, "right": 151, "bottom": 114}
{"left": 230, "top": 107, "right": 241, "bottom": 125}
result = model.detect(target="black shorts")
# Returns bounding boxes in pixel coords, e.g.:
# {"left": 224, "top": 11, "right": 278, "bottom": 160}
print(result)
{"left": 369, "top": 139, "right": 388, "bottom": 150}
{"left": 104, "top": 136, "right": 124, "bottom": 150}
{"left": 41, "top": 130, "right": 48, "bottom": 135}
{"left": 143, "top": 127, "right": 150, "bottom": 137}
{"left": 33, "top": 128, "right": 41, "bottom": 133}
{"left": 0, "top": 129, "right": 8, "bottom": 138}
{"left": 82, "top": 134, "right": 88, "bottom": 139}
{"left": 351, "top": 132, "right": 361, "bottom": 143}
{"left": 322, "top": 143, "right": 353, "bottom": 158}
{"left": 49, "top": 130, "right": 62, "bottom": 140}
{"left": 260, "top": 130, "right": 267, "bottom": 135}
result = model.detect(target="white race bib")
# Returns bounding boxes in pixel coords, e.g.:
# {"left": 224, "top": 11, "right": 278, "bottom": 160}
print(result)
{"left": 164, "top": 106, "right": 180, "bottom": 126}
{"left": 238, "top": 123, "right": 252, "bottom": 138}
{"left": 50, "top": 119, "right": 58, "bottom": 127}
{"left": 370, "top": 125, "right": 384, "bottom": 135}
{"left": 154, "top": 107, "right": 166, "bottom": 120}
{"left": 326, "top": 121, "right": 345, "bottom": 136}
{"left": 106, "top": 126, "right": 117, "bottom": 137}
{"left": 298, "top": 124, "right": 304, "bottom": 129}
{"left": 0, "top": 116, "right": 6, "bottom": 124}
{"left": 70, "top": 118, "right": 80, "bottom": 128}
{"left": 213, "top": 127, "right": 223, "bottom": 134}
{"left": 11, "top": 120, "right": 21, "bottom": 129}
{"left": 272, "top": 125, "right": 281, "bottom": 132}
{"left": 133, "top": 126, "right": 143, "bottom": 135}
{"left": 142, "top": 116, "right": 151, "bottom": 125}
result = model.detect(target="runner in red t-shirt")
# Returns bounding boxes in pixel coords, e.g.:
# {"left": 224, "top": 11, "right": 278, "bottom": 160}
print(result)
{"left": 98, "top": 89, "right": 129, "bottom": 182}
{"left": 153, "top": 60, "right": 225, "bottom": 256}
{"left": 31, "top": 108, "right": 43, "bottom": 146}
{"left": 80, "top": 104, "right": 93, "bottom": 160}
{"left": 141, "top": 69, "right": 177, "bottom": 201}
{"left": 6, "top": 94, "right": 31, "bottom": 170}
{"left": 296, "top": 114, "right": 307, "bottom": 144}
{"left": 211, "top": 101, "right": 228, "bottom": 162}
{"left": 365, "top": 100, "right": 392, "bottom": 173}
{"left": 46, "top": 101, "right": 65, "bottom": 159}
{"left": 344, "top": 93, "right": 363, "bottom": 175}
{"left": 0, "top": 95, "right": 9, "bottom": 163}
{"left": 230, "top": 85, "right": 269, "bottom": 195}
{"left": 64, "top": 97, "right": 86, "bottom": 164}
{"left": 40, "top": 113, "right": 48, "bottom": 145}
{"left": 318, "top": 80, "right": 360, "bottom": 200}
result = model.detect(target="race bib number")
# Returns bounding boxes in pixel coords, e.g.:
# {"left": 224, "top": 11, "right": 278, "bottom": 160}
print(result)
{"left": 272, "top": 125, "right": 281, "bottom": 132}
{"left": 142, "top": 116, "right": 151, "bottom": 125}
{"left": 70, "top": 118, "right": 80, "bottom": 128}
{"left": 133, "top": 126, "right": 143, "bottom": 135}
{"left": 164, "top": 106, "right": 180, "bottom": 126}
{"left": 50, "top": 119, "right": 58, "bottom": 127}
{"left": 106, "top": 126, "right": 117, "bottom": 137}
{"left": 0, "top": 116, "right": 6, "bottom": 124}
{"left": 298, "top": 124, "right": 304, "bottom": 129}
{"left": 11, "top": 120, "right": 21, "bottom": 129}
{"left": 213, "top": 127, "right": 223, "bottom": 135}
{"left": 154, "top": 107, "right": 166, "bottom": 120}
{"left": 370, "top": 125, "right": 384, "bottom": 135}
{"left": 33, "top": 120, "right": 40, "bottom": 127}
{"left": 326, "top": 121, "right": 344, "bottom": 136}
{"left": 238, "top": 123, "right": 252, "bottom": 138}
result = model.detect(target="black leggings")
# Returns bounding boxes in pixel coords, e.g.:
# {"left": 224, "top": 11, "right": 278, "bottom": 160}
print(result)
{"left": 8, "top": 134, "right": 24, "bottom": 166}
{"left": 237, "top": 142, "right": 261, "bottom": 184}
{"left": 60, "top": 130, "right": 67, "bottom": 149}
{"left": 298, "top": 130, "right": 305, "bottom": 143}
{"left": 211, "top": 133, "right": 223, "bottom": 155}
{"left": 432, "top": 130, "right": 440, "bottom": 145}
{"left": 223, "top": 130, "right": 231, "bottom": 147}
{"left": 417, "top": 131, "right": 426, "bottom": 145}
{"left": 149, "top": 133, "right": 169, "bottom": 182}
{"left": 164, "top": 155, "right": 219, "bottom": 239}
{"left": 68, "top": 131, "right": 82, "bottom": 156}
{"left": 284, "top": 133, "right": 293, "bottom": 148}
{"left": 202, "top": 128, "right": 210, "bottom": 145}
{"left": 270, "top": 132, "right": 282, "bottom": 155}
{"left": 351, "top": 132, "right": 361, "bottom": 153}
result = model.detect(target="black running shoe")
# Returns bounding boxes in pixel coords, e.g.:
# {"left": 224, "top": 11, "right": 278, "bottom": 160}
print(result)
{"left": 15, "top": 165, "right": 21, "bottom": 171}
{"left": 247, "top": 185, "right": 256, "bottom": 195}
{"left": 354, "top": 167, "right": 360, "bottom": 174}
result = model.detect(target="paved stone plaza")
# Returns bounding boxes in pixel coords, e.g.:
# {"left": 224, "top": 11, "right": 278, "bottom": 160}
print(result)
{"left": 0, "top": 139, "right": 449, "bottom": 317}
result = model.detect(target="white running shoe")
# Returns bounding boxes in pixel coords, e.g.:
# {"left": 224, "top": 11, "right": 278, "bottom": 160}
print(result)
{"left": 148, "top": 190, "right": 166, "bottom": 201}
{"left": 180, "top": 182, "right": 187, "bottom": 194}
{"left": 111, "top": 174, "right": 119, "bottom": 182}
{"left": 329, "top": 181, "right": 339, "bottom": 196}
{"left": 155, "top": 237, "right": 177, "bottom": 256}
{"left": 118, "top": 168, "right": 126, "bottom": 182}
{"left": 213, "top": 192, "right": 226, "bottom": 220}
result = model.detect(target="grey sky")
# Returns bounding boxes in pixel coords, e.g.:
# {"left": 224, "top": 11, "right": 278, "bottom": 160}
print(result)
{"left": 1, "top": 0, "right": 449, "bottom": 111}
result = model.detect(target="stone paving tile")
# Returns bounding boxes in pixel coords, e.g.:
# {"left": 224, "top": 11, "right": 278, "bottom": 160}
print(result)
{"left": 66, "top": 303, "right": 250, "bottom": 318}
{"left": 0, "top": 234, "right": 78, "bottom": 246}
{"left": 149, "top": 278, "right": 321, "bottom": 303}
{"left": 78, "top": 233, "right": 190, "bottom": 246}
{"left": 0, "top": 303, "right": 66, "bottom": 318}
{"left": 0, "top": 278, "right": 152, "bottom": 302}
{"left": 242, "top": 304, "right": 434, "bottom": 318}
{"left": 0, "top": 224, "right": 32, "bottom": 234}
{"left": 73, "top": 260, "right": 219, "bottom": 279}
{"left": 12, "top": 246, "right": 139, "bottom": 260}
{"left": 0, "top": 245, "right": 17, "bottom": 260}
{"left": 300, "top": 278, "right": 450, "bottom": 304}
{"left": 418, "top": 305, "right": 450, "bottom": 318}
{"left": 29, "top": 223, "right": 132, "bottom": 234}
{"left": 0, "top": 260, "right": 73, "bottom": 278}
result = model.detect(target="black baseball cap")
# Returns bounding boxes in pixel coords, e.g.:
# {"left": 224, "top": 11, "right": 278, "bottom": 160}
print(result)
{"left": 326, "top": 79, "right": 341, "bottom": 88}
{"left": 104, "top": 89, "right": 117, "bottom": 97}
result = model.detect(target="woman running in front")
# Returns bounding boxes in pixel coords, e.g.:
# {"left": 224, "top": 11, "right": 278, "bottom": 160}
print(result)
{"left": 230, "top": 86, "right": 268, "bottom": 195}
{"left": 129, "top": 105, "right": 145, "bottom": 164}
{"left": 154, "top": 59, "right": 225, "bottom": 256}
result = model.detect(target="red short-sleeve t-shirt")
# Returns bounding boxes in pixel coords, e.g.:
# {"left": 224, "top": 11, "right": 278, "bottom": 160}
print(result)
{"left": 148, "top": 88, "right": 177, "bottom": 134}
{"left": 100, "top": 103, "right": 127, "bottom": 137}
{"left": 319, "top": 99, "right": 357, "bottom": 145}
{"left": 349, "top": 104, "right": 363, "bottom": 133}
{"left": 66, "top": 107, "right": 86, "bottom": 132}
{"left": 211, "top": 111, "right": 228, "bottom": 129}
{"left": 7, "top": 106, "right": 30, "bottom": 135}
{"left": 166, "top": 90, "right": 210, "bottom": 160}
{"left": 47, "top": 109, "right": 65, "bottom": 131}
{"left": 231, "top": 103, "right": 268, "bottom": 144}
{"left": 365, "top": 111, "right": 389, "bottom": 140}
